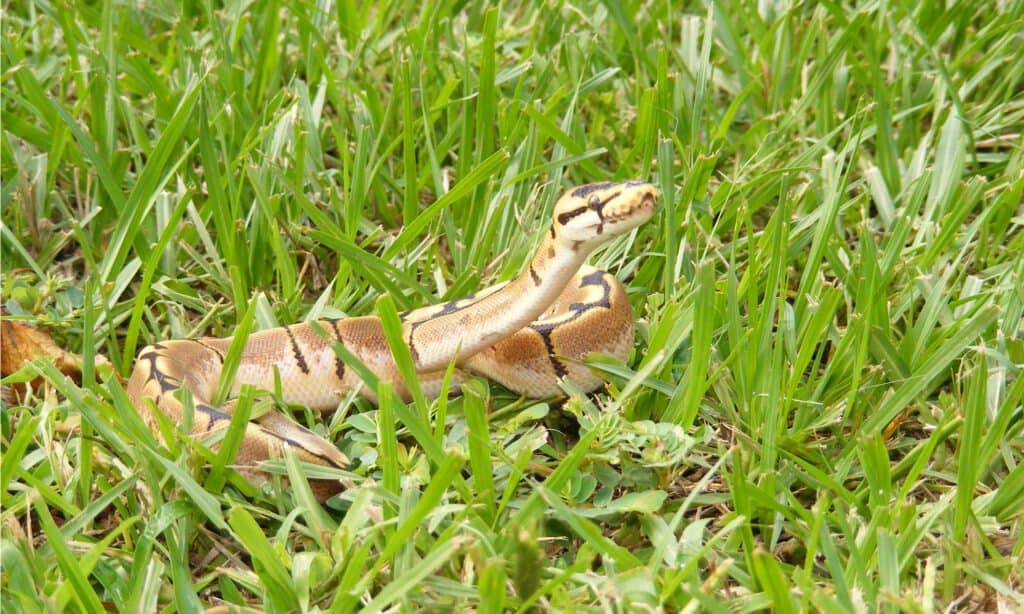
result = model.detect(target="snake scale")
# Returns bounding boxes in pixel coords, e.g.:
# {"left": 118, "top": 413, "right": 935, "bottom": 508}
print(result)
{"left": 127, "top": 181, "right": 658, "bottom": 500}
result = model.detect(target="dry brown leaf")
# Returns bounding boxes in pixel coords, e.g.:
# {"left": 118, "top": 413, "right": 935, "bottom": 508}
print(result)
{"left": 1, "top": 312, "right": 111, "bottom": 404}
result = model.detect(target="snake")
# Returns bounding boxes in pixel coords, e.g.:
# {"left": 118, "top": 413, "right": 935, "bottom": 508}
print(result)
{"left": 126, "top": 181, "right": 658, "bottom": 500}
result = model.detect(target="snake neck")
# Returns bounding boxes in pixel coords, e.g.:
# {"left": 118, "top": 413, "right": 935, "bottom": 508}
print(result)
{"left": 403, "top": 234, "right": 589, "bottom": 372}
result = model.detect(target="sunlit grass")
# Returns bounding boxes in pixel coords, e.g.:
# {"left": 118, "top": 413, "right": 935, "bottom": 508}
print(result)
{"left": 3, "top": 0, "right": 1022, "bottom": 610}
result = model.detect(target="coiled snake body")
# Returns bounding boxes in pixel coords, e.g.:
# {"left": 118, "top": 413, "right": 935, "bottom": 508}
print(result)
{"left": 127, "top": 181, "right": 658, "bottom": 499}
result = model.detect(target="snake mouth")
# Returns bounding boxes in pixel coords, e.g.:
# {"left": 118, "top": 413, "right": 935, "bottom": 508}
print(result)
{"left": 604, "top": 193, "right": 657, "bottom": 226}
{"left": 555, "top": 181, "right": 659, "bottom": 243}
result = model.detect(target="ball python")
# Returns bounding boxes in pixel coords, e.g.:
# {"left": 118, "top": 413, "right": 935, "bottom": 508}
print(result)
{"left": 127, "top": 181, "right": 658, "bottom": 500}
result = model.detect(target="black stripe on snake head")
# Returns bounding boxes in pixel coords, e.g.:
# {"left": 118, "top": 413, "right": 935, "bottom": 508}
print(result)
{"left": 557, "top": 206, "right": 589, "bottom": 226}
{"left": 557, "top": 190, "right": 621, "bottom": 227}
{"left": 529, "top": 264, "right": 541, "bottom": 286}
{"left": 570, "top": 182, "right": 617, "bottom": 198}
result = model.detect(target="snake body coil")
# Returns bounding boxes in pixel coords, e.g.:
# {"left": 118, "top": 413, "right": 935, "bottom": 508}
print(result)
{"left": 127, "top": 181, "right": 658, "bottom": 499}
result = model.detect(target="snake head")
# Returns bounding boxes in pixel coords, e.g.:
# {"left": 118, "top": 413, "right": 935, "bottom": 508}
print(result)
{"left": 553, "top": 181, "right": 658, "bottom": 249}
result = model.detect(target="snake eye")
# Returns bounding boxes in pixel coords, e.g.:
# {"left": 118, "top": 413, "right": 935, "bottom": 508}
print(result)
{"left": 587, "top": 195, "right": 602, "bottom": 210}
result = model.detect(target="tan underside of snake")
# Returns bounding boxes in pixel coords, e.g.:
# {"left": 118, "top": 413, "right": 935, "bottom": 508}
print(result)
{"left": 127, "top": 181, "right": 658, "bottom": 500}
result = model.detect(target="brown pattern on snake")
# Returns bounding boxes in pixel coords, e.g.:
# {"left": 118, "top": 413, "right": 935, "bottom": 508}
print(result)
{"left": 527, "top": 269, "right": 612, "bottom": 379}
{"left": 284, "top": 325, "right": 310, "bottom": 375}
{"left": 126, "top": 181, "right": 658, "bottom": 501}
{"left": 326, "top": 320, "right": 347, "bottom": 381}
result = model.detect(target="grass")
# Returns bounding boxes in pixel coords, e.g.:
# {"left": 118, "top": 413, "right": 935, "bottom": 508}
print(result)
{"left": 2, "top": 0, "right": 1023, "bottom": 611}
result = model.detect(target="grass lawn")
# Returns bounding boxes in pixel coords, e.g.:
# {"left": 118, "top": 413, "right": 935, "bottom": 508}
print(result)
{"left": 3, "top": 0, "right": 1023, "bottom": 611}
